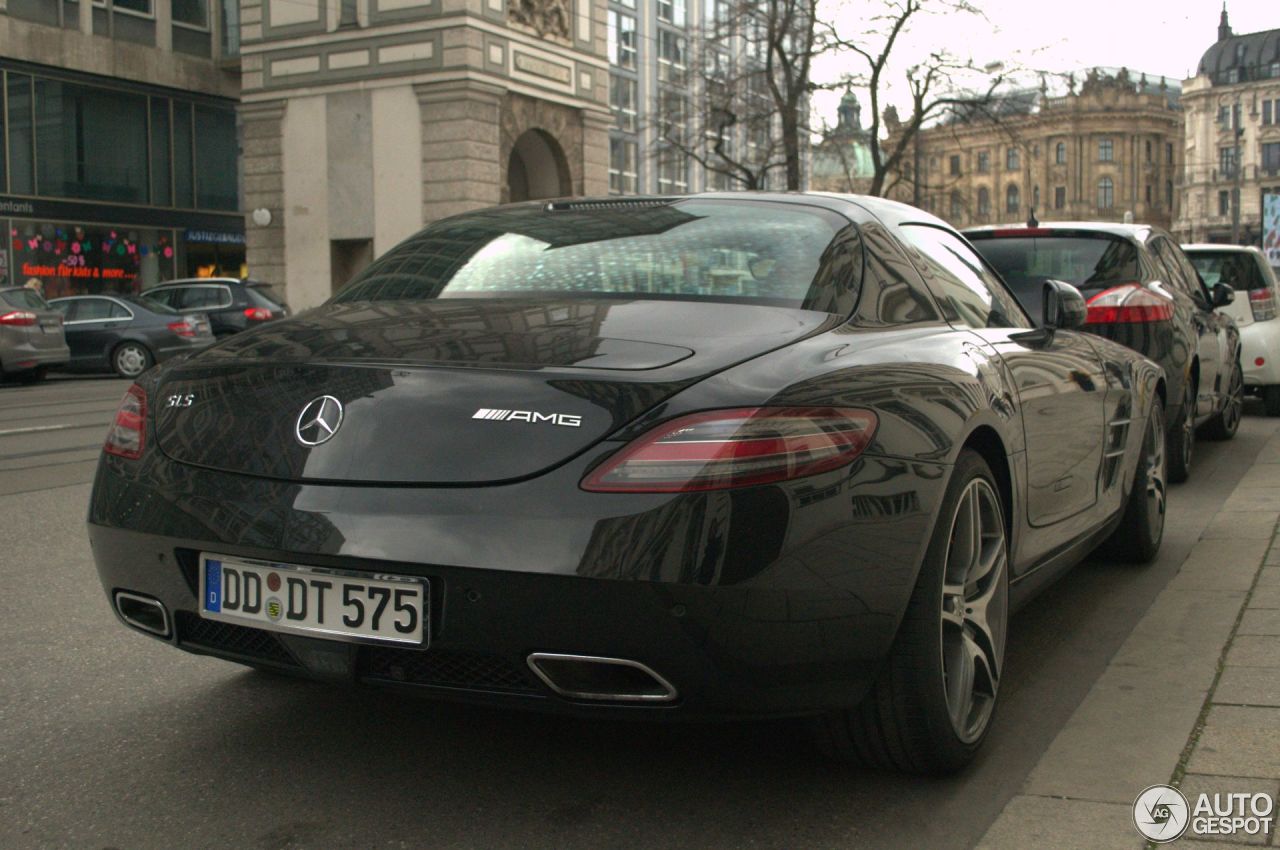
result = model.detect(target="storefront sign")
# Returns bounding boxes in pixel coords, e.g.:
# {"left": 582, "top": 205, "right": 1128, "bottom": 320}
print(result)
{"left": 185, "top": 229, "right": 246, "bottom": 246}
{"left": 0, "top": 194, "right": 242, "bottom": 232}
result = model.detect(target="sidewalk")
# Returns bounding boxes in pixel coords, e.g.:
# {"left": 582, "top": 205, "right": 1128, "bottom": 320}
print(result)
{"left": 978, "top": 430, "right": 1280, "bottom": 849}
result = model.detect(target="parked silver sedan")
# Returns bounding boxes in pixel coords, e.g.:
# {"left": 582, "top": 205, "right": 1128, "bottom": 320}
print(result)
{"left": 0, "top": 286, "right": 69, "bottom": 382}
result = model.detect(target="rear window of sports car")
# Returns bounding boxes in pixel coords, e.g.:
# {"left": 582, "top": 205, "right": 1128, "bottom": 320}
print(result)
{"left": 331, "top": 200, "right": 861, "bottom": 313}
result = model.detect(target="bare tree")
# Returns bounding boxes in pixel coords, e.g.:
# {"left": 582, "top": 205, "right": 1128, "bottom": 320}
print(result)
{"left": 653, "top": 0, "right": 820, "bottom": 191}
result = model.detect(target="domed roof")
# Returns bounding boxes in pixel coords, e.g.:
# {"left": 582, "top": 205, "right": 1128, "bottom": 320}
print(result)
{"left": 1198, "top": 27, "right": 1280, "bottom": 82}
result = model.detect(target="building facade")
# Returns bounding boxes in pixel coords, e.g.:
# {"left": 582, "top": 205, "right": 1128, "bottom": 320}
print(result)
{"left": 0, "top": 0, "right": 243, "bottom": 298}
{"left": 238, "top": 0, "right": 611, "bottom": 310}
{"left": 889, "top": 69, "right": 1183, "bottom": 231}
{"left": 1175, "top": 8, "right": 1280, "bottom": 248}
{"left": 809, "top": 91, "right": 874, "bottom": 194}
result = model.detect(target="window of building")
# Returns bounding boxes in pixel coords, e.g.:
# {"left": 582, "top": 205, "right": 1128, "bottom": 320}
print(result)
{"left": 1006, "top": 147, "right": 1019, "bottom": 171}
{"left": 97, "top": 0, "right": 152, "bottom": 14}
{"left": 172, "top": 0, "right": 207, "bottom": 27}
{"left": 194, "top": 105, "right": 237, "bottom": 210}
{"left": 657, "top": 89, "right": 687, "bottom": 140}
{"left": 1033, "top": 185, "right": 1040, "bottom": 209}
{"left": 608, "top": 11, "right": 637, "bottom": 69}
{"left": 149, "top": 98, "right": 171, "bottom": 206}
{"left": 1145, "top": 140, "right": 1152, "bottom": 162}
{"left": 949, "top": 190, "right": 962, "bottom": 219}
{"left": 1166, "top": 180, "right": 1173, "bottom": 209}
{"left": 173, "top": 101, "right": 194, "bottom": 208}
{"left": 656, "top": 148, "right": 687, "bottom": 193}
{"left": 704, "top": 0, "right": 728, "bottom": 30}
{"left": 609, "top": 138, "right": 637, "bottom": 195}
{"left": 610, "top": 74, "right": 637, "bottom": 132}
{"left": 10, "top": 219, "right": 174, "bottom": 299}
{"left": 1220, "top": 146, "right": 1238, "bottom": 176}
{"left": 977, "top": 151, "right": 989, "bottom": 173}
{"left": 1263, "top": 142, "right": 1280, "bottom": 174}
{"left": 6, "top": 73, "right": 35, "bottom": 195}
{"left": 1055, "top": 141, "right": 1066, "bottom": 164}
{"left": 657, "top": 30, "right": 686, "bottom": 83}
{"left": 1219, "top": 190, "right": 1230, "bottom": 216}
{"left": 1097, "top": 177, "right": 1114, "bottom": 210}
{"left": 1099, "top": 138, "right": 1113, "bottom": 162}
{"left": 1145, "top": 184, "right": 1151, "bottom": 204}
{"left": 977, "top": 187, "right": 990, "bottom": 216}
{"left": 656, "top": 0, "right": 685, "bottom": 26}
{"left": 34, "top": 79, "right": 149, "bottom": 204}
{"left": 1054, "top": 186, "right": 1066, "bottom": 209}
{"left": 1166, "top": 142, "right": 1173, "bottom": 164}
{"left": 949, "top": 155, "right": 961, "bottom": 176}
{"left": 1265, "top": 100, "right": 1274, "bottom": 126}
{"left": 1006, "top": 184, "right": 1020, "bottom": 214}
{"left": 1218, "top": 105, "right": 1230, "bottom": 125}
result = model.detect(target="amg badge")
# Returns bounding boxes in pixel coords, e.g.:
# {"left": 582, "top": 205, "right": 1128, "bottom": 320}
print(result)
{"left": 472, "top": 408, "right": 582, "bottom": 428}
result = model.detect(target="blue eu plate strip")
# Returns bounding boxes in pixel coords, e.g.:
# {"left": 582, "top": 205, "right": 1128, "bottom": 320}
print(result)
{"left": 205, "top": 559, "right": 222, "bottom": 613}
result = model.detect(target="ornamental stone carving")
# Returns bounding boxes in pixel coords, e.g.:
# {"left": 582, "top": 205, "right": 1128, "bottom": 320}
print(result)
{"left": 508, "top": 0, "right": 572, "bottom": 42}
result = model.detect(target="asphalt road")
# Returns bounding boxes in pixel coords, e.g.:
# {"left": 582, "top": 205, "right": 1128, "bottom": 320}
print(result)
{"left": 2, "top": 375, "right": 1276, "bottom": 849}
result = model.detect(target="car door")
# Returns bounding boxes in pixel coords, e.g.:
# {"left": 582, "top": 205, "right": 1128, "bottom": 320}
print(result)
{"left": 899, "top": 224, "right": 1107, "bottom": 539}
{"left": 1150, "top": 235, "right": 1221, "bottom": 419}
{"left": 63, "top": 297, "right": 133, "bottom": 367}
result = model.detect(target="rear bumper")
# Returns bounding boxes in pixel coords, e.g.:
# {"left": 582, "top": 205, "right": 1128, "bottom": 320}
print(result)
{"left": 1, "top": 337, "right": 69, "bottom": 371}
{"left": 1239, "top": 320, "right": 1280, "bottom": 387}
{"left": 87, "top": 449, "right": 946, "bottom": 719}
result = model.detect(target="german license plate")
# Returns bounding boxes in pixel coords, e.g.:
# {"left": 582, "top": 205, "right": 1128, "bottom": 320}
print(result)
{"left": 198, "top": 554, "right": 427, "bottom": 645}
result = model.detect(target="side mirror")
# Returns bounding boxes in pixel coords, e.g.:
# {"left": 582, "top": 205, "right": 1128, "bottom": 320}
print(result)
{"left": 1043, "top": 279, "right": 1087, "bottom": 330}
{"left": 1211, "top": 283, "right": 1235, "bottom": 308}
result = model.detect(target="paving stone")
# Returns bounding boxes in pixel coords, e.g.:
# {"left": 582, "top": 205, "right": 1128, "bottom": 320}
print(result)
{"left": 1247, "top": 586, "right": 1280, "bottom": 609}
{"left": 1222, "top": 488, "right": 1280, "bottom": 512}
{"left": 1202, "top": 512, "right": 1280, "bottom": 540}
{"left": 1256, "top": 567, "right": 1280, "bottom": 584}
{"left": 1187, "top": 705, "right": 1280, "bottom": 778}
{"left": 1213, "top": 667, "right": 1280, "bottom": 707}
{"left": 1238, "top": 609, "right": 1280, "bottom": 636}
{"left": 1176, "top": 774, "right": 1279, "bottom": 846}
{"left": 977, "top": 796, "right": 1141, "bottom": 850}
{"left": 1225, "top": 635, "right": 1280, "bottom": 668}
{"left": 1170, "top": 539, "right": 1269, "bottom": 592}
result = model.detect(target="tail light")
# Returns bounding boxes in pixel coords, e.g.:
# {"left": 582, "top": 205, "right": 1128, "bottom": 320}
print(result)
{"left": 1085, "top": 284, "right": 1175, "bottom": 324}
{"left": 1249, "top": 288, "right": 1277, "bottom": 321}
{"left": 104, "top": 385, "right": 147, "bottom": 460}
{"left": 244, "top": 307, "right": 273, "bottom": 321}
{"left": 0, "top": 310, "right": 37, "bottom": 326}
{"left": 581, "top": 407, "right": 878, "bottom": 493}
{"left": 167, "top": 318, "right": 196, "bottom": 338}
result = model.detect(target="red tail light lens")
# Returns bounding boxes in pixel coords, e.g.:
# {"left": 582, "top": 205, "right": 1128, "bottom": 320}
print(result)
{"left": 244, "top": 307, "right": 273, "bottom": 321}
{"left": 1084, "top": 284, "right": 1175, "bottom": 324}
{"left": 1249, "top": 288, "right": 1277, "bottom": 321}
{"left": 104, "top": 385, "right": 147, "bottom": 460}
{"left": 0, "top": 310, "right": 37, "bottom": 326}
{"left": 581, "top": 407, "right": 878, "bottom": 493}
{"left": 167, "top": 319, "right": 196, "bottom": 338}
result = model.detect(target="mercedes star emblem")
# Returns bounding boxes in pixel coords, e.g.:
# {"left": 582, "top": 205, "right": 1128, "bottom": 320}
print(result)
{"left": 295, "top": 395, "right": 344, "bottom": 446}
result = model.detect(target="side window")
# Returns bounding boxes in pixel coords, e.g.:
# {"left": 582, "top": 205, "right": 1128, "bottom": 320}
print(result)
{"left": 108, "top": 301, "right": 131, "bottom": 320}
{"left": 50, "top": 300, "right": 74, "bottom": 318}
{"left": 1149, "top": 238, "right": 1198, "bottom": 300}
{"left": 1166, "top": 243, "right": 1213, "bottom": 303}
{"left": 74, "top": 299, "right": 116, "bottom": 321}
{"left": 146, "top": 288, "right": 178, "bottom": 308}
{"left": 179, "top": 287, "right": 226, "bottom": 310}
{"left": 900, "top": 225, "right": 1033, "bottom": 329}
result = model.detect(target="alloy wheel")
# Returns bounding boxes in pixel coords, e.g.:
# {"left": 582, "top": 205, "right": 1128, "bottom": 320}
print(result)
{"left": 115, "top": 344, "right": 148, "bottom": 378}
{"left": 1181, "top": 384, "right": 1195, "bottom": 468}
{"left": 939, "top": 478, "right": 1008, "bottom": 744}
{"left": 1222, "top": 364, "right": 1244, "bottom": 435}
{"left": 1145, "top": 408, "right": 1167, "bottom": 540}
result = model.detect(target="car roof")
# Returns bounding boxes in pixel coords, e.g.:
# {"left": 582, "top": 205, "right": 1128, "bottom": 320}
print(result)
{"left": 963, "top": 221, "right": 1157, "bottom": 241}
{"left": 148, "top": 277, "right": 268, "bottom": 288}
{"left": 1181, "top": 243, "right": 1264, "bottom": 255}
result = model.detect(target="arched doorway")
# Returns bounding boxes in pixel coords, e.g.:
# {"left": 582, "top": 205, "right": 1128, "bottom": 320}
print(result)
{"left": 507, "top": 129, "right": 571, "bottom": 202}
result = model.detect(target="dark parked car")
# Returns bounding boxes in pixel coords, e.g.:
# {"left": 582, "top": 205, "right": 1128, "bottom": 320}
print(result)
{"left": 143, "top": 277, "right": 288, "bottom": 337}
{"left": 90, "top": 194, "right": 1166, "bottom": 775}
{"left": 48, "top": 294, "right": 214, "bottom": 378}
{"left": 0, "top": 285, "right": 69, "bottom": 381}
{"left": 965, "top": 223, "right": 1243, "bottom": 482}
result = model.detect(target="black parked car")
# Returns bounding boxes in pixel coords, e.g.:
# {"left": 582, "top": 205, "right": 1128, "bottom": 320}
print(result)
{"left": 91, "top": 194, "right": 1166, "bottom": 775}
{"left": 143, "top": 277, "right": 288, "bottom": 337}
{"left": 48, "top": 294, "right": 215, "bottom": 378}
{"left": 965, "top": 223, "right": 1243, "bottom": 482}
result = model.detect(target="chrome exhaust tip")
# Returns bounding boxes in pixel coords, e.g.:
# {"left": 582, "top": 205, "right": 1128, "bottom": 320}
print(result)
{"left": 526, "top": 653, "right": 678, "bottom": 703}
{"left": 113, "top": 591, "right": 171, "bottom": 638}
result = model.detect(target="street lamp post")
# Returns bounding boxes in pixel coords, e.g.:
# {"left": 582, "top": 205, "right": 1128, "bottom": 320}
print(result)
{"left": 1232, "top": 102, "right": 1244, "bottom": 244}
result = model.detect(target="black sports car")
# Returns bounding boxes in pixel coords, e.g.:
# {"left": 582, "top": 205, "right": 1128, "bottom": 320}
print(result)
{"left": 89, "top": 194, "right": 1166, "bottom": 775}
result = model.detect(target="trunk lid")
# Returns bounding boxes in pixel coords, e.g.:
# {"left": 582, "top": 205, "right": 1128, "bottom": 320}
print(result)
{"left": 153, "top": 298, "right": 839, "bottom": 484}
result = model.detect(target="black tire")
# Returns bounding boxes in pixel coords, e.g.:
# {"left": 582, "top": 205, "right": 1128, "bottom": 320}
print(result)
{"left": 17, "top": 365, "right": 48, "bottom": 384}
{"left": 1100, "top": 399, "right": 1166, "bottom": 564}
{"left": 812, "top": 450, "right": 1008, "bottom": 775}
{"left": 1264, "top": 386, "right": 1280, "bottom": 417}
{"left": 111, "top": 341, "right": 153, "bottom": 378}
{"left": 1167, "top": 379, "right": 1194, "bottom": 483}
{"left": 1202, "top": 360, "right": 1243, "bottom": 441}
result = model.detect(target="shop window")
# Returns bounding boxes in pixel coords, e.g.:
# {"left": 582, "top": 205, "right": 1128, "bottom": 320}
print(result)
{"left": 11, "top": 220, "right": 174, "bottom": 299}
{"left": 35, "top": 79, "right": 148, "bottom": 204}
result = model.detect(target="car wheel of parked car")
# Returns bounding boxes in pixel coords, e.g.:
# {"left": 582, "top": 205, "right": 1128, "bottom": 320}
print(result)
{"left": 112, "top": 342, "right": 153, "bottom": 378}
{"left": 813, "top": 449, "right": 1007, "bottom": 775}
{"left": 1167, "top": 380, "right": 1194, "bottom": 483}
{"left": 1100, "top": 399, "right": 1166, "bottom": 563}
{"left": 17, "top": 365, "right": 48, "bottom": 384}
{"left": 1202, "top": 361, "right": 1244, "bottom": 441}
{"left": 1264, "top": 386, "right": 1280, "bottom": 417}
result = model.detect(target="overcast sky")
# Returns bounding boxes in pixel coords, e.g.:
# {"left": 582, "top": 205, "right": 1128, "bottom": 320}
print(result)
{"left": 811, "top": 0, "right": 1274, "bottom": 127}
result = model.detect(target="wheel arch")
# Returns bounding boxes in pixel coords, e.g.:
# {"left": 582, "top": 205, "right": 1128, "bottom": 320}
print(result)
{"left": 960, "top": 425, "right": 1013, "bottom": 540}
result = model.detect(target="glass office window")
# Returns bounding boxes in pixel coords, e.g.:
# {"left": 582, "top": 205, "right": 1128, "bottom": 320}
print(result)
{"left": 173, "top": 102, "right": 194, "bottom": 208}
{"left": 194, "top": 105, "right": 237, "bottom": 210}
{"left": 150, "top": 98, "right": 171, "bottom": 206}
{"left": 35, "top": 79, "right": 149, "bottom": 203}
{"left": 7, "top": 73, "right": 35, "bottom": 195}
{"left": 172, "top": 0, "right": 207, "bottom": 26}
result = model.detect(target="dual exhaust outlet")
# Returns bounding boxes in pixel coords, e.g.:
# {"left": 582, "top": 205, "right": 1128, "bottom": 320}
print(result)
{"left": 112, "top": 592, "right": 676, "bottom": 703}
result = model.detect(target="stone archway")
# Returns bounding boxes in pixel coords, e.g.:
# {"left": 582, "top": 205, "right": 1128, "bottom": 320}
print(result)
{"left": 507, "top": 129, "right": 571, "bottom": 202}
